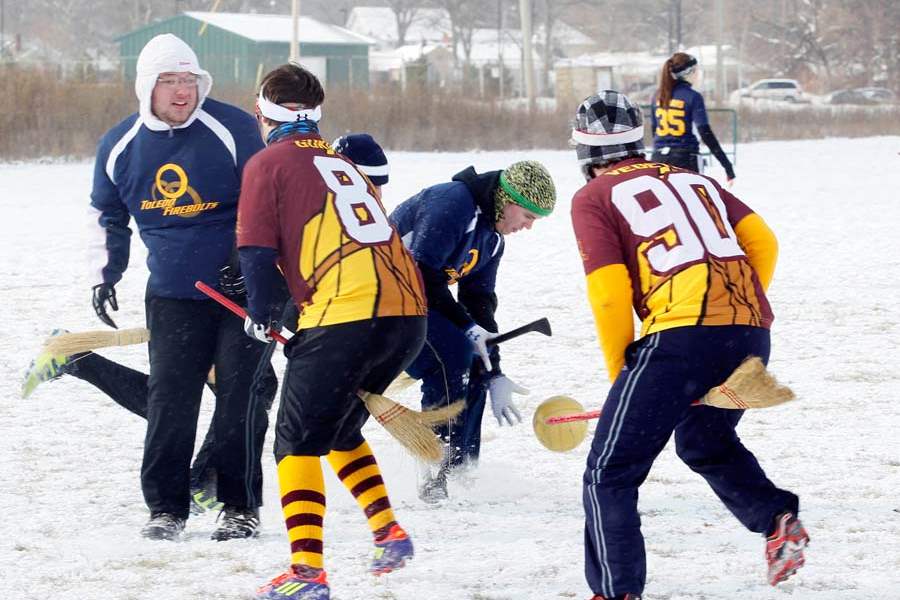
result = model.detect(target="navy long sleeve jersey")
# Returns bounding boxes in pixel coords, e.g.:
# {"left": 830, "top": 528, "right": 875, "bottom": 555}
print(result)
{"left": 89, "top": 98, "right": 264, "bottom": 299}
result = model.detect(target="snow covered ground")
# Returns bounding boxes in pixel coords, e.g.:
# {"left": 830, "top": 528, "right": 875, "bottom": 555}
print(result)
{"left": 1, "top": 137, "right": 899, "bottom": 600}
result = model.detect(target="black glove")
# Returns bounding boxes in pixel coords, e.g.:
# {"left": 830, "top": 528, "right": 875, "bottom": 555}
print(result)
{"left": 218, "top": 262, "right": 246, "bottom": 298}
{"left": 92, "top": 283, "right": 119, "bottom": 329}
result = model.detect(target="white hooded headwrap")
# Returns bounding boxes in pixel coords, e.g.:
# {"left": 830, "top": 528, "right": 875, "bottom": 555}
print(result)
{"left": 134, "top": 34, "right": 213, "bottom": 131}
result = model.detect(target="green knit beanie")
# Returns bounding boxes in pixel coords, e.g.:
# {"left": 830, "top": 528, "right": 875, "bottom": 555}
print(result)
{"left": 494, "top": 160, "right": 557, "bottom": 221}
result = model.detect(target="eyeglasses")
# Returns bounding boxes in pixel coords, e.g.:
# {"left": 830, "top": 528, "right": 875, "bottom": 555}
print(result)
{"left": 156, "top": 75, "right": 200, "bottom": 88}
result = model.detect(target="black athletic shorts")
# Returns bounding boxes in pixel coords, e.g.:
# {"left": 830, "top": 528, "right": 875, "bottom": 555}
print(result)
{"left": 274, "top": 315, "right": 426, "bottom": 459}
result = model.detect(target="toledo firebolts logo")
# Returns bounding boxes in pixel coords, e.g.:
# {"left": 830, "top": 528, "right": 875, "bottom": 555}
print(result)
{"left": 140, "top": 163, "right": 219, "bottom": 218}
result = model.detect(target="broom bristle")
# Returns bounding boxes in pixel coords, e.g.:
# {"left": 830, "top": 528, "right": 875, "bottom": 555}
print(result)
{"left": 43, "top": 328, "right": 150, "bottom": 356}
{"left": 701, "top": 356, "right": 795, "bottom": 409}
{"left": 383, "top": 372, "right": 417, "bottom": 396}
{"left": 361, "top": 394, "right": 464, "bottom": 463}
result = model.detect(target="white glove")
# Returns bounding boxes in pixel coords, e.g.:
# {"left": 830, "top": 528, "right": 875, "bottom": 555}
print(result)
{"left": 464, "top": 324, "right": 498, "bottom": 371}
{"left": 243, "top": 316, "right": 273, "bottom": 343}
{"left": 488, "top": 375, "right": 528, "bottom": 426}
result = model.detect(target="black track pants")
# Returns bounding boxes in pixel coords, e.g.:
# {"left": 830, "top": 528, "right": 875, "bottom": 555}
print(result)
{"left": 142, "top": 296, "right": 269, "bottom": 519}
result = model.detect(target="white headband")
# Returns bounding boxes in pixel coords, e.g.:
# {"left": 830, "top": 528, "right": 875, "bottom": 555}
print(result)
{"left": 571, "top": 124, "right": 644, "bottom": 147}
{"left": 257, "top": 91, "right": 322, "bottom": 123}
{"left": 357, "top": 163, "right": 390, "bottom": 177}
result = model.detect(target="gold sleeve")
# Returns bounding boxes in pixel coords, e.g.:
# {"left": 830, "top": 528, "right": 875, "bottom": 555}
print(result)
{"left": 734, "top": 213, "right": 778, "bottom": 291}
{"left": 585, "top": 264, "right": 635, "bottom": 383}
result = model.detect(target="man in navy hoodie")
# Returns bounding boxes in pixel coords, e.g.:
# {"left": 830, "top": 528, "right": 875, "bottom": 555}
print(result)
{"left": 88, "top": 33, "right": 267, "bottom": 541}
{"left": 390, "top": 160, "right": 557, "bottom": 500}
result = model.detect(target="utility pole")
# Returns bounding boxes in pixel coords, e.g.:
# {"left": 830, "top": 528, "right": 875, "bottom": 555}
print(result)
{"left": 518, "top": 0, "right": 535, "bottom": 111}
{"left": 675, "top": 0, "right": 682, "bottom": 51}
{"left": 1, "top": 0, "right": 5, "bottom": 60}
{"left": 668, "top": 0, "right": 683, "bottom": 54}
{"left": 715, "top": 0, "right": 725, "bottom": 103}
{"left": 290, "top": 0, "right": 300, "bottom": 63}
{"left": 667, "top": 1, "right": 674, "bottom": 55}
{"left": 498, "top": 0, "right": 504, "bottom": 99}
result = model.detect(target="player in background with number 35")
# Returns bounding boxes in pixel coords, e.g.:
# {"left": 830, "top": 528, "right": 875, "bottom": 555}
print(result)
{"left": 651, "top": 52, "right": 735, "bottom": 187}
{"left": 569, "top": 91, "right": 807, "bottom": 600}
{"left": 236, "top": 64, "right": 428, "bottom": 600}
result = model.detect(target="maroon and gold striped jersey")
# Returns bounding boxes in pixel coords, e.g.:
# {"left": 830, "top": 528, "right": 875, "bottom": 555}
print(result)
{"left": 237, "top": 134, "right": 426, "bottom": 329}
{"left": 572, "top": 158, "right": 773, "bottom": 338}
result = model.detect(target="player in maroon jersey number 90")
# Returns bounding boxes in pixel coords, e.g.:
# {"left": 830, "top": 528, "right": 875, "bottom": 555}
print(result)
{"left": 568, "top": 90, "right": 808, "bottom": 600}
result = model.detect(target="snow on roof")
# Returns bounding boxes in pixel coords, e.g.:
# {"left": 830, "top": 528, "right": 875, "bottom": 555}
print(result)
{"left": 184, "top": 11, "right": 375, "bottom": 45}
{"left": 369, "top": 45, "right": 448, "bottom": 70}
{"left": 556, "top": 46, "right": 740, "bottom": 71}
{"left": 371, "top": 36, "right": 540, "bottom": 70}
{"left": 536, "top": 21, "right": 595, "bottom": 47}
{"left": 556, "top": 51, "right": 661, "bottom": 71}
{"left": 346, "top": 6, "right": 593, "bottom": 50}
{"left": 345, "top": 7, "right": 450, "bottom": 46}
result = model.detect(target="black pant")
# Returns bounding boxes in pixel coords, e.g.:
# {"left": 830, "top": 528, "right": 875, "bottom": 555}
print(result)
{"left": 66, "top": 348, "right": 278, "bottom": 491}
{"left": 651, "top": 148, "right": 699, "bottom": 172}
{"left": 275, "top": 316, "right": 426, "bottom": 459}
{"left": 143, "top": 296, "right": 270, "bottom": 519}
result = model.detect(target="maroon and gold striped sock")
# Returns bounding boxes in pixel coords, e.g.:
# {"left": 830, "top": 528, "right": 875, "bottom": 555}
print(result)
{"left": 326, "top": 440, "right": 397, "bottom": 540}
{"left": 277, "top": 455, "right": 326, "bottom": 569}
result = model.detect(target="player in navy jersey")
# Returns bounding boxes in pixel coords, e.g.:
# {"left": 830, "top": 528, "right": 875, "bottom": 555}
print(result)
{"left": 22, "top": 134, "right": 393, "bottom": 520}
{"left": 389, "top": 160, "right": 557, "bottom": 501}
{"left": 87, "top": 34, "right": 269, "bottom": 541}
{"left": 651, "top": 52, "right": 735, "bottom": 185}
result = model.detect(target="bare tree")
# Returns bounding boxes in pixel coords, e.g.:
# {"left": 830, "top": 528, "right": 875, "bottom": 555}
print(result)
{"left": 434, "top": 0, "right": 481, "bottom": 67}
{"left": 748, "top": 0, "right": 847, "bottom": 88}
{"left": 537, "top": 0, "right": 585, "bottom": 94}
{"left": 384, "top": 0, "right": 420, "bottom": 48}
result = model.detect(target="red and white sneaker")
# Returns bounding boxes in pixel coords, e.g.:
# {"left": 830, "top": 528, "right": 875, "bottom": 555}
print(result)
{"left": 766, "top": 512, "right": 809, "bottom": 585}
{"left": 255, "top": 565, "right": 329, "bottom": 600}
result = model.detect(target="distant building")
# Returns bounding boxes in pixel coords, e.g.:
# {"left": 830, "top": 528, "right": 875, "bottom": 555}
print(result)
{"left": 116, "top": 11, "right": 375, "bottom": 88}
{"left": 555, "top": 45, "right": 743, "bottom": 105}
{"left": 345, "top": 6, "right": 596, "bottom": 96}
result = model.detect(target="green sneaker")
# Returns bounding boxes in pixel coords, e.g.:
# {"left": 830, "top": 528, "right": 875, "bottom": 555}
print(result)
{"left": 21, "top": 329, "right": 71, "bottom": 399}
{"left": 190, "top": 487, "right": 224, "bottom": 515}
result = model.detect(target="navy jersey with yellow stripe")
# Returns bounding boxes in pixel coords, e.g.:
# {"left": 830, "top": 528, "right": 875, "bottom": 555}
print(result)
{"left": 651, "top": 80, "right": 708, "bottom": 153}
{"left": 236, "top": 134, "right": 426, "bottom": 329}
{"left": 389, "top": 179, "right": 504, "bottom": 291}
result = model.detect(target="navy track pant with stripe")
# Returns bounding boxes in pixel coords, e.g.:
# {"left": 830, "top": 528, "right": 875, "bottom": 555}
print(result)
{"left": 405, "top": 309, "right": 489, "bottom": 466}
{"left": 583, "top": 325, "right": 799, "bottom": 597}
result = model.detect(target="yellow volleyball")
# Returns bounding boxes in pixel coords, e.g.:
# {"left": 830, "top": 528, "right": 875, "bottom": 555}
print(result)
{"left": 532, "top": 395, "right": 589, "bottom": 452}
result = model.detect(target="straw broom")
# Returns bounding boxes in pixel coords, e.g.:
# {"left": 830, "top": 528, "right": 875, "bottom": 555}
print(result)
{"left": 535, "top": 356, "right": 796, "bottom": 452}
{"left": 699, "top": 356, "right": 795, "bottom": 409}
{"left": 360, "top": 394, "right": 465, "bottom": 463}
{"left": 40, "top": 323, "right": 459, "bottom": 463}
{"left": 43, "top": 328, "right": 150, "bottom": 356}
{"left": 192, "top": 281, "right": 466, "bottom": 463}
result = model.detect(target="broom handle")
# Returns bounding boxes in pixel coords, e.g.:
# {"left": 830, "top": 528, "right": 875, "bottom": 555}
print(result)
{"left": 195, "top": 281, "right": 290, "bottom": 345}
{"left": 545, "top": 410, "right": 602, "bottom": 424}
{"left": 488, "top": 317, "right": 550, "bottom": 346}
{"left": 547, "top": 398, "right": 703, "bottom": 425}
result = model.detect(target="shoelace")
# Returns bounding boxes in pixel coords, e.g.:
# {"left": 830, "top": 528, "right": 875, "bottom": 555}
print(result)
{"left": 217, "top": 510, "right": 258, "bottom": 532}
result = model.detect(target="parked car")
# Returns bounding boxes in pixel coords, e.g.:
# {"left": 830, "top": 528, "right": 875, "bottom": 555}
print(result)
{"left": 826, "top": 87, "right": 895, "bottom": 105}
{"left": 739, "top": 79, "right": 805, "bottom": 103}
